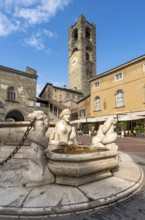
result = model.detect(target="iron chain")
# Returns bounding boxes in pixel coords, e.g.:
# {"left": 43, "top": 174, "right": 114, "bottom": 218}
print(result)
{"left": 0, "top": 117, "right": 36, "bottom": 166}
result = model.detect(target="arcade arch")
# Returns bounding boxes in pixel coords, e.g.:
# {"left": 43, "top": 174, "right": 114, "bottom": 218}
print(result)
{"left": 5, "top": 110, "right": 24, "bottom": 121}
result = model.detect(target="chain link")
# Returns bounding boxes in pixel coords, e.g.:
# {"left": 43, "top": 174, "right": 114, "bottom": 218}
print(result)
{"left": 0, "top": 117, "right": 36, "bottom": 166}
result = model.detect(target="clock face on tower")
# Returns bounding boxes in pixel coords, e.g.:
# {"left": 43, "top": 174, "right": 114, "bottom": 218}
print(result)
{"left": 71, "top": 56, "right": 78, "bottom": 67}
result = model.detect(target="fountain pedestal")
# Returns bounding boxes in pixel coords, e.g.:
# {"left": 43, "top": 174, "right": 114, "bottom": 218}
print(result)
{"left": 47, "top": 147, "right": 119, "bottom": 186}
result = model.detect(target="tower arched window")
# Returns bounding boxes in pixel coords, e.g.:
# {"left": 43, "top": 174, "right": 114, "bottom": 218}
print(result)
{"left": 86, "top": 46, "right": 93, "bottom": 61}
{"left": 86, "top": 27, "right": 91, "bottom": 40}
{"left": 7, "top": 87, "right": 15, "bottom": 102}
{"left": 94, "top": 96, "right": 100, "bottom": 111}
{"left": 86, "top": 53, "right": 90, "bottom": 61}
{"left": 72, "top": 28, "right": 78, "bottom": 42}
{"left": 72, "top": 48, "right": 79, "bottom": 54}
{"left": 115, "top": 90, "right": 124, "bottom": 107}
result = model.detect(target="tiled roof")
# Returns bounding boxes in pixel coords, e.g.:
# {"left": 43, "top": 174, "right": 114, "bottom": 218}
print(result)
{"left": 39, "top": 83, "right": 83, "bottom": 97}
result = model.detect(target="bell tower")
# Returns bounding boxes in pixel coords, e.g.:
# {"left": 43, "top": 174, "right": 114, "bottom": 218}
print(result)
{"left": 68, "top": 15, "right": 96, "bottom": 96}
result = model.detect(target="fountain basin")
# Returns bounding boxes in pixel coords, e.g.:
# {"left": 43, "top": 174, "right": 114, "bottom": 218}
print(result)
{"left": 47, "top": 146, "right": 119, "bottom": 186}
{"left": 0, "top": 122, "right": 31, "bottom": 145}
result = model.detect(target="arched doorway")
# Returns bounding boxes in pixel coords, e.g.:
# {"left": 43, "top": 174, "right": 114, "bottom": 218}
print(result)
{"left": 5, "top": 110, "right": 24, "bottom": 121}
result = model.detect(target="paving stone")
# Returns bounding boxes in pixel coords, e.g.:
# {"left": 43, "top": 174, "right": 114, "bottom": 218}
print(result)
{"left": 0, "top": 187, "right": 30, "bottom": 207}
{"left": 79, "top": 176, "right": 135, "bottom": 200}
{"left": 113, "top": 161, "right": 142, "bottom": 182}
{"left": 23, "top": 184, "right": 89, "bottom": 208}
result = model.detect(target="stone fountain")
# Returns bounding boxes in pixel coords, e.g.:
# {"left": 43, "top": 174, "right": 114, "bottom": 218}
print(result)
{"left": 0, "top": 109, "right": 144, "bottom": 218}
{"left": 46, "top": 111, "right": 119, "bottom": 186}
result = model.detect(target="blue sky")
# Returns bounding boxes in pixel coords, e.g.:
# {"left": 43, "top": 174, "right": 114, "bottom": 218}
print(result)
{"left": 0, "top": 0, "right": 145, "bottom": 95}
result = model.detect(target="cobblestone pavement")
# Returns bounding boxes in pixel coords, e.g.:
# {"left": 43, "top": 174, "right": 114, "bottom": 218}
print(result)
{"left": 0, "top": 136, "right": 145, "bottom": 220}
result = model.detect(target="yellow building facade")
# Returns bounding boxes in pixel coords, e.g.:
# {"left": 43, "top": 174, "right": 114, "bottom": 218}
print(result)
{"left": 90, "top": 55, "right": 145, "bottom": 118}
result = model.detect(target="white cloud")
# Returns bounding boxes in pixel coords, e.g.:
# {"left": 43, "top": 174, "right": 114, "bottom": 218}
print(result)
{"left": 23, "top": 29, "right": 57, "bottom": 51}
{"left": 14, "top": 0, "right": 71, "bottom": 25}
{"left": 43, "top": 29, "right": 57, "bottom": 38}
{"left": 0, "top": 0, "right": 38, "bottom": 7}
{"left": 0, "top": 0, "right": 71, "bottom": 51}
{"left": 0, "top": 13, "right": 20, "bottom": 36}
{"left": 14, "top": 7, "right": 48, "bottom": 25}
{"left": 24, "top": 35, "right": 45, "bottom": 50}
{"left": 0, "top": 0, "right": 72, "bottom": 33}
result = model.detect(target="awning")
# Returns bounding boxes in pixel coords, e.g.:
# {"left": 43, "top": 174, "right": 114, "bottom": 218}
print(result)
{"left": 70, "top": 118, "right": 86, "bottom": 124}
{"left": 118, "top": 114, "right": 145, "bottom": 121}
{"left": 70, "top": 118, "right": 89, "bottom": 124}
{"left": 70, "top": 116, "right": 107, "bottom": 124}
{"left": 70, "top": 113, "right": 145, "bottom": 124}
{"left": 94, "top": 116, "right": 107, "bottom": 122}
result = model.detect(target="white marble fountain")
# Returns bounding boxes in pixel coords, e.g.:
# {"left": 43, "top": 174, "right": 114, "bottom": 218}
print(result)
{"left": 20, "top": 109, "right": 119, "bottom": 187}
{"left": 0, "top": 109, "right": 143, "bottom": 218}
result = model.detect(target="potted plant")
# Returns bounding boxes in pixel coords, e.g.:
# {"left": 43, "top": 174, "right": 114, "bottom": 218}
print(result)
{"left": 88, "top": 123, "right": 92, "bottom": 136}
{"left": 134, "top": 124, "right": 144, "bottom": 137}
{"left": 117, "top": 122, "right": 127, "bottom": 137}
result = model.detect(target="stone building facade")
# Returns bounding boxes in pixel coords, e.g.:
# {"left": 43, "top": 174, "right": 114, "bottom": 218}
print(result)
{"left": 90, "top": 55, "right": 145, "bottom": 118}
{"left": 78, "top": 55, "right": 145, "bottom": 123}
{"left": 68, "top": 15, "right": 96, "bottom": 96}
{"left": 37, "top": 83, "right": 83, "bottom": 122}
{"left": 39, "top": 83, "right": 83, "bottom": 104}
{"left": 0, "top": 66, "right": 37, "bottom": 121}
{"left": 78, "top": 95, "right": 91, "bottom": 118}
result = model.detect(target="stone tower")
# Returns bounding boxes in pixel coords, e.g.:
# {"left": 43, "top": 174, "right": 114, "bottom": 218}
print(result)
{"left": 68, "top": 15, "right": 96, "bottom": 97}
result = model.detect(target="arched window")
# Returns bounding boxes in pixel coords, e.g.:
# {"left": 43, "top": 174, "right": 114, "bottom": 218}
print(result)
{"left": 86, "top": 27, "right": 91, "bottom": 39}
{"left": 115, "top": 90, "right": 124, "bottom": 107}
{"left": 7, "top": 87, "right": 15, "bottom": 102}
{"left": 72, "top": 48, "right": 78, "bottom": 53}
{"left": 86, "top": 53, "right": 90, "bottom": 61}
{"left": 86, "top": 46, "right": 93, "bottom": 61}
{"left": 94, "top": 96, "right": 100, "bottom": 111}
{"left": 59, "top": 94, "right": 62, "bottom": 101}
{"left": 0, "top": 101, "right": 4, "bottom": 113}
{"left": 72, "top": 28, "right": 78, "bottom": 42}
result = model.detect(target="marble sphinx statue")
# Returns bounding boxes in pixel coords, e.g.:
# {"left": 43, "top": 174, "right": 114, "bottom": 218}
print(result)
{"left": 92, "top": 117, "right": 118, "bottom": 151}
{"left": 49, "top": 108, "right": 77, "bottom": 148}
{"left": 22, "top": 110, "right": 54, "bottom": 186}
